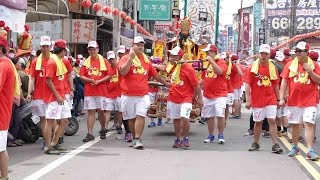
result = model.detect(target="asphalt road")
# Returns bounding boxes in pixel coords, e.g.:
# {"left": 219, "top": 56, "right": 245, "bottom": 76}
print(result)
{"left": 7, "top": 107, "right": 320, "bottom": 180}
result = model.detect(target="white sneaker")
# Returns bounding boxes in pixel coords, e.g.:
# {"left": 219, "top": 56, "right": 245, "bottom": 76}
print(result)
{"left": 133, "top": 139, "right": 144, "bottom": 149}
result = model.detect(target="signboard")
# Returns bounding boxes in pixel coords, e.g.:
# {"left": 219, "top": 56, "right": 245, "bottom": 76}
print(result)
{"left": 253, "top": 2, "right": 262, "bottom": 52}
{"left": 242, "top": 13, "right": 250, "bottom": 50}
{"left": 267, "top": 0, "right": 320, "bottom": 37}
{"left": 259, "top": 28, "right": 266, "bottom": 45}
{"left": 63, "top": 19, "right": 97, "bottom": 44}
{"left": 153, "top": 41, "right": 164, "bottom": 59}
{"left": 154, "top": 21, "right": 172, "bottom": 31}
{"left": 227, "top": 26, "right": 234, "bottom": 52}
{"left": 139, "top": 0, "right": 171, "bottom": 21}
{"left": 29, "top": 20, "right": 63, "bottom": 50}
{"left": 0, "top": 5, "right": 26, "bottom": 33}
{"left": 186, "top": 0, "right": 217, "bottom": 42}
{"left": 172, "top": 0, "right": 179, "bottom": 10}
{"left": 233, "top": 32, "right": 238, "bottom": 53}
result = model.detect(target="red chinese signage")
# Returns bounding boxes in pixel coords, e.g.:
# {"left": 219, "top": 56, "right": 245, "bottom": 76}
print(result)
{"left": 71, "top": 19, "right": 96, "bottom": 43}
{"left": 242, "top": 13, "right": 250, "bottom": 50}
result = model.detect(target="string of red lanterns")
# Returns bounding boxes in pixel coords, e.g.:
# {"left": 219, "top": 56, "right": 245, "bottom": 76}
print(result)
{"left": 68, "top": 0, "right": 156, "bottom": 40}
{"left": 275, "top": 30, "right": 320, "bottom": 50}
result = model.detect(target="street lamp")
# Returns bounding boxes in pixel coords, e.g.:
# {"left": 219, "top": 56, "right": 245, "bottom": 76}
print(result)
{"left": 172, "top": 9, "right": 181, "bottom": 18}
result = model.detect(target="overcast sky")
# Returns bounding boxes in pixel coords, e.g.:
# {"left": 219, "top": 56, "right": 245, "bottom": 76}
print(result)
{"left": 220, "top": 0, "right": 256, "bottom": 25}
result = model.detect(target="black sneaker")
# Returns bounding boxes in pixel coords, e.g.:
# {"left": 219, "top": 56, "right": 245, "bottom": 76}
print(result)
{"left": 44, "top": 147, "right": 61, "bottom": 155}
{"left": 58, "top": 137, "right": 64, "bottom": 144}
{"left": 272, "top": 143, "right": 283, "bottom": 154}
{"left": 52, "top": 144, "right": 67, "bottom": 152}
{"left": 99, "top": 129, "right": 106, "bottom": 139}
{"left": 249, "top": 142, "right": 260, "bottom": 151}
{"left": 116, "top": 127, "right": 123, "bottom": 134}
{"left": 83, "top": 133, "right": 95, "bottom": 142}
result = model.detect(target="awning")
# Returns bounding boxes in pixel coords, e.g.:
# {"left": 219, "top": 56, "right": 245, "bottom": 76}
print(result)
{"left": 27, "top": 0, "right": 69, "bottom": 22}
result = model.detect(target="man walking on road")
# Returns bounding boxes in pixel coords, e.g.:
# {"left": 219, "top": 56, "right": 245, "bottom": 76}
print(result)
{"left": 280, "top": 42, "right": 320, "bottom": 160}
{"left": 118, "top": 36, "right": 169, "bottom": 149}
{"left": 80, "top": 41, "right": 113, "bottom": 142}
{"left": 43, "top": 39, "right": 71, "bottom": 154}
{"left": 166, "top": 46, "right": 202, "bottom": 148}
{"left": 245, "top": 44, "right": 283, "bottom": 154}
{"left": 0, "top": 35, "right": 20, "bottom": 180}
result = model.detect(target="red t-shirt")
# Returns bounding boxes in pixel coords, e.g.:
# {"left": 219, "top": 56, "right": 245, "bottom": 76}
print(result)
{"left": 245, "top": 64, "right": 280, "bottom": 108}
{"left": 79, "top": 57, "right": 113, "bottom": 97}
{"left": 281, "top": 60, "right": 320, "bottom": 107}
{"left": 44, "top": 58, "right": 67, "bottom": 103}
{"left": 63, "top": 58, "right": 73, "bottom": 94}
{"left": 168, "top": 64, "right": 199, "bottom": 103}
{"left": 227, "top": 64, "right": 237, "bottom": 93}
{"left": 202, "top": 59, "right": 228, "bottom": 98}
{"left": 0, "top": 57, "right": 16, "bottom": 130}
{"left": 283, "top": 57, "right": 292, "bottom": 66}
{"left": 118, "top": 54, "right": 157, "bottom": 96}
{"left": 29, "top": 56, "right": 50, "bottom": 100}
{"left": 105, "top": 66, "right": 121, "bottom": 98}
{"left": 234, "top": 64, "right": 245, "bottom": 89}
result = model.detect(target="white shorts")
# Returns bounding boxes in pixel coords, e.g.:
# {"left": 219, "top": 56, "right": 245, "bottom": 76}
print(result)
{"left": 202, "top": 97, "right": 227, "bottom": 118}
{"left": 276, "top": 106, "right": 289, "bottom": 118}
{"left": 0, "top": 130, "right": 8, "bottom": 152}
{"left": 233, "top": 89, "right": 242, "bottom": 100}
{"left": 317, "top": 104, "right": 320, "bottom": 114}
{"left": 287, "top": 106, "right": 317, "bottom": 124}
{"left": 105, "top": 97, "right": 121, "bottom": 111}
{"left": 252, "top": 105, "right": 277, "bottom": 122}
{"left": 227, "top": 93, "right": 234, "bottom": 106}
{"left": 149, "top": 92, "right": 157, "bottom": 104}
{"left": 121, "top": 95, "right": 151, "bottom": 120}
{"left": 65, "top": 94, "right": 73, "bottom": 110}
{"left": 45, "top": 100, "right": 71, "bottom": 120}
{"left": 31, "top": 99, "right": 46, "bottom": 117}
{"left": 84, "top": 96, "right": 107, "bottom": 110}
{"left": 167, "top": 101, "right": 192, "bottom": 119}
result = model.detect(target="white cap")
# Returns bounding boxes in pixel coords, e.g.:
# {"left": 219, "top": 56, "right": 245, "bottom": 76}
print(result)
{"left": 77, "top": 54, "right": 84, "bottom": 59}
{"left": 107, "top": 51, "right": 116, "bottom": 60}
{"left": 133, "top": 36, "right": 145, "bottom": 44}
{"left": 290, "top": 50, "right": 295, "bottom": 55}
{"left": 220, "top": 52, "right": 229, "bottom": 59}
{"left": 167, "top": 46, "right": 184, "bottom": 56}
{"left": 259, "top": 44, "right": 271, "bottom": 54}
{"left": 296, "top": 41, "right": 310, "bottom": 51}
{"left": 31, "top": 50, "right": 36, "bottom": 56}
{"left": 117, "top": 45, "right": 126, "bottom": 53}
{"left": 40, "top": 36, "right": 51, "bottom": 46}
{"left": 275, "top": 51, "right": 285, "bottom": 62}
{"left": 87, "top": 41, "right": 99, "bottom": 48}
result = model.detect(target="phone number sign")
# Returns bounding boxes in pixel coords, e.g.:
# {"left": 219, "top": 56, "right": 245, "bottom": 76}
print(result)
{"left": 267, "top": 0, "right": 320, "bottom": 37}
{"left": 139, "top": 0, "right": 172, "bottom": 21}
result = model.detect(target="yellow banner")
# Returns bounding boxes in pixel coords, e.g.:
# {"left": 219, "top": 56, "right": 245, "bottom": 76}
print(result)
{"left": 153, "top": 41, "right": 164, "bottom": 60}
{"left": 197, "top": 45, "right": 209, "bottom": 67}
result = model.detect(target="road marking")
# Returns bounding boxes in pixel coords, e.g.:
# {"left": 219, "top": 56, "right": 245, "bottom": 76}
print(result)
{"left": 286, "top": 132, "right": 320, "bottom": 167}
{"left": 279, "top": 136, "right": 320, "bottom": 180}
{"left": 23, "top": 132, "right": 114, "bottom": 180}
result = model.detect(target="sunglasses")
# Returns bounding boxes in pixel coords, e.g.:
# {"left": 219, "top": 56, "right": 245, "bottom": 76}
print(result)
{"left": 295, "top": 49, "right": 307, "bottom": 53}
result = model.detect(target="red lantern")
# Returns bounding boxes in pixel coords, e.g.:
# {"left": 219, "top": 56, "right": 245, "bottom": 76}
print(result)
{"left": 103, "top": 6, "right": 111, "bottom": 14}
{"left": 92, "top": 3, "right": 102, "bottom": 12}
{"left": 112, "top": 8, "right": 119, "bottom": 15}
{"left": 130, "top": 20, "right": 137, "bottom": 27}
{"left": 125, "top": 16, "right": 132, "bottom": 23}
{"left": 120, "top": 11, "right": 127, "bottom": 19}
{"left": 68, "top": 0, "right": 77, "bottom": 3}
{"left": 81, "top": 0, "right": 91, "bottom": 9}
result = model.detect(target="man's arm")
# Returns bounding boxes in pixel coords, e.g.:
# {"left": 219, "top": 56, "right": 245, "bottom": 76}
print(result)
{"left": 194, "top": 84, "right": 203, "bottom": 106}
{"left": 27, "top": 76, "right": 35, "bottom": 101}
{"left": 279, "top": 79, "right": 288, "bottom": 107}
{"left": 274, "top": 84, "right": 280, "bottom": 101}
{"left": 234, "top": 63, "right": 243, "bottom": 76}
{"left": 245, "top": 83, "right": 251, "bottom": 102}
{"left": 153, "top": 73, "right": 170, "bottom": 87}
{"left": 80, "top": 76, "right": 94, "bottom": 84}
{"left": 95, "top": 75, "right": 112, "bottom": 84}
{"left": 207, "top": 57, "right": 223, "bottom": 75}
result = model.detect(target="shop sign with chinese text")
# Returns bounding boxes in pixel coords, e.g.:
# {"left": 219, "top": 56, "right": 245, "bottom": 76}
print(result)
{"left": 139, "top": 0, "right": 171, "bottom": 21}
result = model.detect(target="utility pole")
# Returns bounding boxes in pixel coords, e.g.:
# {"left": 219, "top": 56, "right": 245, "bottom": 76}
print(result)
{"left": 184, "top": 0, "right": 187, "bottom": 18}
{"left": 237, "top": 0, "right": 243, "bottom": 54}
{"left": 214, "top": 0, "right": 220, "bottom": 46}
{"left": 289, "top": 0, "right": 296, "bottom": 47}
{"left": 113, "top": 0, "right": 121, "bottom": 52}
{"left": 133, "top": 0, "right": 138, "bottom": 36}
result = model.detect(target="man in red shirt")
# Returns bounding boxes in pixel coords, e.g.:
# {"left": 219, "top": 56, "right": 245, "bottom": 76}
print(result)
{"left": 43, "top": 39, "right": 72, "bottom": 155}
{"left": 27, "top": 36, "right": 52, "bottom": 137}
{"left": 166, "top": 46, "right": 202, "bottom": 148}
{"left": 104, "top": 51, "right": 123, "bottom": 134}
{"left": 231, "top": 54, "right": 244, "bottom": 119}
{"left": 280, "top": 42, "right": 320, "bottom": 160}
{"left": 0, "top": 35, "right": 19, "bottom": 180}
{"left": 201, "top": 45, "right": 228, "bottom": 144}
{"left": 283, "top": 48, "right": 292, "bottom": 65}
{"left": 245, "top": 44, "right": 283, "bottom": 154}
{"left": 80, "top": 41, "right": 113, "bottom": 142}
{"left": 118, "top": 36, "right": 169, "bottom": 149}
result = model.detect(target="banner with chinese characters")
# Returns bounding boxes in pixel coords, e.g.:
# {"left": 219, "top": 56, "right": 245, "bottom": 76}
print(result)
{"left": 242, "top": 13, "right": 250, "bottom": 50}
{"left": 227, "top": 26, "right": 233, "bottom": 53}
{"left": 63, "top": 19, "right": 97, "bottom": 44}
{"left": 139, "top": 0, "right": 171, "bottom": 21}
{"left": 266, "top": 0, "right": 320, "bottom": 37}
{"left": 153, "top": 41, "right": 164, "bottom": 59}
{"left": 197, "top": 45, "right": 207, "bottom": 60}
{"left": 259, "top": 28, "right": 266, "bottom": 45}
